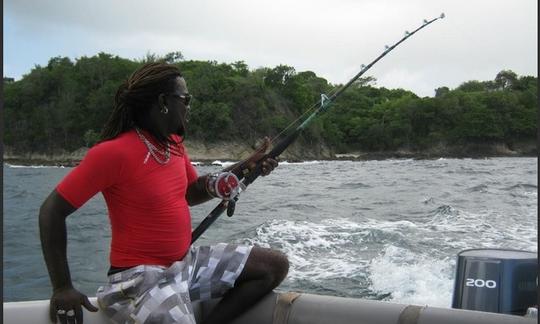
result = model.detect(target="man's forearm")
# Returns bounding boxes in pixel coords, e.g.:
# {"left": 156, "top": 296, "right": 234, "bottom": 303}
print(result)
{"left": 39, "top": 203, "right": 73, "bottom": 291}
{"left": 186, "top": 175, "right": 213, "bottom": 206}
{"left": 39, "top": 211, "right": 73, "bottom": 291}
{"left": 186, "top": 160, "right": 252, "bottom": 206}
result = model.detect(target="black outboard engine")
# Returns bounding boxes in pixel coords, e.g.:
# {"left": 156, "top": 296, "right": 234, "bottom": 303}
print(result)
{"left": 452, "top": 248, "right": 537, "bottom": 315}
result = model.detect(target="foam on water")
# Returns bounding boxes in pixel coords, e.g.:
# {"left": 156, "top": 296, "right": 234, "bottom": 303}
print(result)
{"left": 504, "top": 183, "right": 538, "bottom": 199}
{"left": 369, "top": 245, "right": 454, "bottom": 307}
{"left": 386, "top": 158, "right": 415, "bottom": 163}
{"left": 210, "top": 160, "right": 237, "bottom": 168}
{"left": 424, "top": 205, "right": 537, "bottom": 252}
{"left": 5, "top": 163, "right": 65, "bottom": 169}
{"left": 240, "top": 202, "right": 536, "bottom": 305}
{"left": 241, "top": 217, "right": 458, "bottom": 305}
{"left": 196, "top": 160, "right": 325, "bottom": 167}
{"left": 240, "top": 219, "right": 434, "bottom": 303}
{"left": 279, "top": 160, "right": 324, "bottom": 166}
{"left": 242, "top": 219, "right": 368, "bottom": 281}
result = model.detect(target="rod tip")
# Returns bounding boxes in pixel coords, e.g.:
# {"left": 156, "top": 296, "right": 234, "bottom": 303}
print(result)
{"left": 440, "top": 12, "right": 445, "bottom": 19}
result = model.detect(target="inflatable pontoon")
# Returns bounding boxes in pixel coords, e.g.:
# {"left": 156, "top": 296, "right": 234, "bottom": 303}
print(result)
{"left": 3, "top": 249, "right": 537, "bottom": 323}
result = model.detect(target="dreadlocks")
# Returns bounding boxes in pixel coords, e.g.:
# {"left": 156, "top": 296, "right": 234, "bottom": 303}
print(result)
{"left": 100, "top": 62, "right": 183, "bottom": 154}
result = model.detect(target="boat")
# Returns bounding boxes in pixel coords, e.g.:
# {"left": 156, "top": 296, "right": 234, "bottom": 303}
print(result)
{"left": 4, "top": 249, "right": 537, "bottom": 323}
{"left": 3, "top": 290, "right": 536, "bottom": 324}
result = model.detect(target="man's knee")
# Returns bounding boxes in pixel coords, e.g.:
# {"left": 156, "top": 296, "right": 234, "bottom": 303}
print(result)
{"left": 267, "top": 248, "right": 289, "bottom": 286}
{"left": 241, "top": 247, "right": 289, "bottom": 288}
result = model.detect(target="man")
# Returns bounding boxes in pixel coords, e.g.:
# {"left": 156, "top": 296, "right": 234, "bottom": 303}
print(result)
{"left": 40, "top": 62, "right": 289, "bottom": 324}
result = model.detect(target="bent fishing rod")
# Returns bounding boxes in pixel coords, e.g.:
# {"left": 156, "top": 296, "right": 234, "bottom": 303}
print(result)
{"left": 192, "top": 13, "right": 445, "bottom": 244}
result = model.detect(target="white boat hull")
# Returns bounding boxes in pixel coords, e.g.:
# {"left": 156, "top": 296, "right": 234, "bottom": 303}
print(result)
{"left": 3, "top": 291, "right": 535, "bottom": 323}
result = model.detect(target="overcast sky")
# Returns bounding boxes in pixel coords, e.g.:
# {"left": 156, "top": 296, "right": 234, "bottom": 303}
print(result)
{"left": 4, "top": 0, "right": 537, "bottom": 97}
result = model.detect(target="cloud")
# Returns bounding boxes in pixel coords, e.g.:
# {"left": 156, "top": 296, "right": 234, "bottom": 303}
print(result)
{"left": 4, "top": 0, "right": 537, "bottom": 96}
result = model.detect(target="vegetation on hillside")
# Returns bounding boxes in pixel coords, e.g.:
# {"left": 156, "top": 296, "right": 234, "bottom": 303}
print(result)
{"left": 3, "top": 52, "right": 537, "bottom": 155}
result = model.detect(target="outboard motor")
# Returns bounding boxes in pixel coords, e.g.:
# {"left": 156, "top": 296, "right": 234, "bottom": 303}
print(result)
{"left": 452, "top": 248, "right": 537, "bottom": 315}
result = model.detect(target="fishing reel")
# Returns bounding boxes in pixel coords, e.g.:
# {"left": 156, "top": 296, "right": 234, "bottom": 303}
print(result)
{"left": 206, "top": 172, "right": 242, "bottom": 200}
{"left": 205, "top": 172, "right": 246, "bottom": 217}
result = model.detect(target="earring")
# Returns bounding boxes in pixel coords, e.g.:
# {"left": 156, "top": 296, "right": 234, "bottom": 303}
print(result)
{"left": 161, "top": 106, "right": 169, "bottom": 114}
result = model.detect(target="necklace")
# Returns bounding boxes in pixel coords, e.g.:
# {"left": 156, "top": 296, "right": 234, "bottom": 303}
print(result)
{"left": 135, "top": 128, "right": 170, "bottom": 164}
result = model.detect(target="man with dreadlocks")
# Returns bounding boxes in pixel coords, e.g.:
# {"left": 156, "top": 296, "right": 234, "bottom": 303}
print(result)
{"left": 39, "top": 62, "right": 289, "bottom": 324}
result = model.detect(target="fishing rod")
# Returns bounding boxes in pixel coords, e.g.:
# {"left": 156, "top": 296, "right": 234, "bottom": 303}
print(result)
{"left": 191, "top": 13, "right": 445, "bottom": 244}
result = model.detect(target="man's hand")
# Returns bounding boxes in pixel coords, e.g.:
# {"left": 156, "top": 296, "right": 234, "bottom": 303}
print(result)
{"left": 246, "top": 137, "right": 279, "bottom": 176}
{"left": 49, "top": 287, "right": 98, "bottom": 324}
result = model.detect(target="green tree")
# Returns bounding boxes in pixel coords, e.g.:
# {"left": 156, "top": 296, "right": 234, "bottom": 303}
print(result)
{"left": 164, "top": 51, "right": 184, "bottom": 64}
{"left": 435, "top": 86, "right": 450, "bottom": 97}
{"left": 3, "top": 52, "right": 537, "bottom": 157}
{"left": 494, "top": 70, "right": 518, "bottom": 90}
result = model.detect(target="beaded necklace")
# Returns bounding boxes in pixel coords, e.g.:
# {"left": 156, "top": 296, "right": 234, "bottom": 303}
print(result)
{"left": 135, "top": 128, "right": 170, "bottom": 164}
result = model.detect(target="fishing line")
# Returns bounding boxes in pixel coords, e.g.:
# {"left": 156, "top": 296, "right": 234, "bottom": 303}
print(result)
{"left": 192, "top": 13, "right": 446, "bottom": 243}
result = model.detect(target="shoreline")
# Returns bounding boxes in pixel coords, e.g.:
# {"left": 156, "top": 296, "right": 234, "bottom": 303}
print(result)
{"left": 3, "top": 152, "right": 537, "bottom": 168}
{"left": 3, "top": 140, "right": 536, "bottom": 167}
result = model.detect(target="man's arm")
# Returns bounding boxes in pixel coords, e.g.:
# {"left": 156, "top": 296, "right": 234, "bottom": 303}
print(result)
{"left": 186, "top": 159, "right": 278, "bottom": 206}
{"left": 39, "top": 190, "right": 98, "bottom": 323}
{"left": 186, "top": 159, "right": 252, "bottom": 206}
{"left": 185, "top": 175, "right": 213, "bottom": 206}
{"left": 186, "top": 138, "right": 278, "bottom": 206}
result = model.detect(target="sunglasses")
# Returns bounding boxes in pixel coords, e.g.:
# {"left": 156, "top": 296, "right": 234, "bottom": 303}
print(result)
{"left": 169, "top": 93, "right": 192, "bottom": 106}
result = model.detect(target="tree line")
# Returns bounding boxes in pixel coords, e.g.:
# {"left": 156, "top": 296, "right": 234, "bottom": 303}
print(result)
{"left": 3, "top": 52, "right": 537, "bottom": 155}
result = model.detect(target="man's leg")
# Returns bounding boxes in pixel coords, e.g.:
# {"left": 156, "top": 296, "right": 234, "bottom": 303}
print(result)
{"left": 201, "top": 247, "right": 289, "bottom": 324}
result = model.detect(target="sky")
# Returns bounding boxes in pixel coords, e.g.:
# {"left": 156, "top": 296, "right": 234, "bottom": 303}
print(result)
{"left": 3, "top": 0, "right": 537, "bottom": 97}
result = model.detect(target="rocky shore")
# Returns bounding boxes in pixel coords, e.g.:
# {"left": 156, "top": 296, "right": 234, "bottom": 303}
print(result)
{"left": 3, "top": 141, "right": 536, "bottom": 167}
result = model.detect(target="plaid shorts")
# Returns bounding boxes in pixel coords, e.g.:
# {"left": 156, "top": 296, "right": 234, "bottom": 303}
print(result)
{"left": 96, "top": 243, "right": 252, "bottom": 324}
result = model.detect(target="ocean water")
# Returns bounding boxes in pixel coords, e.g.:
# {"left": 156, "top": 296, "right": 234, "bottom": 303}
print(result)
{"left": 3, "top": 158, "right": 538, "bottom": 307}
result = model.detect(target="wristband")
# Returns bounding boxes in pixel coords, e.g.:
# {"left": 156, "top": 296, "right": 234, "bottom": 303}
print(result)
{"left": 205, "top": 172, "right": 241, "bottom": 200}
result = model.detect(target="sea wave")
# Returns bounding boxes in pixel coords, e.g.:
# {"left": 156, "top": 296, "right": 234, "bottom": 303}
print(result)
{"left": 210, "top": 160, "right": 237, "bottom": 168}
{"left": 424, "top": 206, "right": 538, "bottom": 252}
{"left": 206, "top": 160, "right": 329, "bottom": 167}
{"left": 5, "top": 163, "right": 65, "bottom": 169}
{"left": 369, "top": 245, "right": 454, "bottom": 307}
{"left": 241, "top": 219, "right": 368, "bottom": 281}
{"left": 279, "top": 160, "right": 325, "bottom": 166}
{"left": 467, "top": 184, "right": 489, "bottom": 193}
{"left": 504, "top": 183, "right": 537, "bottom": 191}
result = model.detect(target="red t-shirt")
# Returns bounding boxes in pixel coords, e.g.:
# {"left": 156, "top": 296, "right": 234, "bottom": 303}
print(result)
{"left": 56, "top": 129, "right": 198, "bottom": 267}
